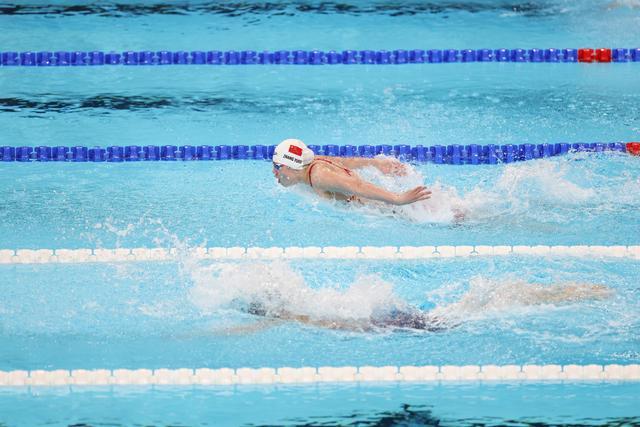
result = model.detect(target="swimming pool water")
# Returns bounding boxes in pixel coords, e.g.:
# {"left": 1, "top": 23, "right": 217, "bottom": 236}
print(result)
{"left": 2, "top": 0, "right": 640, "bottom": 50}
{"left": 1, "top": 257, "right": 639, "bottom": 370}
{"left": 0, "top": 153, "right": 638, "bottom": 249}
{"left": 1, "top": 0, "right": 639, "bottom": 425}
{"left": 2, "top": 383, "right": 640, "bottom": 426}
{"left": 2, "top": 65, "right": 639, "bottom": 151}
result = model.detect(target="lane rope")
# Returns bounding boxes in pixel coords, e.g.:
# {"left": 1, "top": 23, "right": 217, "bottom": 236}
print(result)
{"left": 1, "top": 364, "right": 638, "bottom": 387}
{"left": 1, "top": 142, "right": 635, "bottom": 163}
{"left": 1, "top": 245, "right": 638, "bottom": 265}
{"left": 2, "top": 48, "right": 639, "bottom": 67}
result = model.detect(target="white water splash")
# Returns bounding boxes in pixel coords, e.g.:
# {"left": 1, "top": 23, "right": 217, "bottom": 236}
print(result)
{"left": 189, "top": 261, "right": 406, "bottom": 322}
{"left": 319, "top": 157, "right": 600, "bottom": 224}
{"left": 350, "top": 159, "right": 468, "bottom": 223}
{"left": 188, "top": 261, "right": 611, "bottom": 329}
{"left": 494, "top": 160, "right": 595, "bottom": 205}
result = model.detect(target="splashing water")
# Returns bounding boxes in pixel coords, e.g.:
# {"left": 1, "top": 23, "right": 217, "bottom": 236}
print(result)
{"left": 92, "top": 222, "right": 613, "bottom": 329}
{"left": 188, "top": 260, "right": 612, "bottom": 331}
{"left": 189, "top": 261, "right": 407, "bottom": 322}
{"left": 338, "top": 159, "right": 468, "bottom": 224}
{"left": 311, "top": 156, "right": 614, "bottom": 224}
{"left": 494, "top": 160, "right": 595, "bottom": 205}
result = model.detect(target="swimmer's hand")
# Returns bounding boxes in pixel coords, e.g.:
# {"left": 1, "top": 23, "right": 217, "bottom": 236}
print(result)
{"left": 375, "top": 158, "right": 408, "bottom": 176}
{"left": 394, "top": 186, "right": 432, "bottom": 205}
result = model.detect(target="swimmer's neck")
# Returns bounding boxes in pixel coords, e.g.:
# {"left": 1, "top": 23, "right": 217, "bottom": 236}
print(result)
{"left": 297, "top": 168, "right": 311, "bottom": 185}
{"left": 279, "top": 167, "right": 311, "bottom": 187}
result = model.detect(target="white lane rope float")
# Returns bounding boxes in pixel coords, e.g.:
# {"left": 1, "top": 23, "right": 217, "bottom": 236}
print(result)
{"left": 0, "top": 245, "right": 638, "bottom": 264}
{"left": 1, "top": 364, "right": 639, "bottom": 387}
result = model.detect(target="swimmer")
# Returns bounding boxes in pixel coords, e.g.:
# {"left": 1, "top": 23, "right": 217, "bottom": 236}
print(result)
{"left": 272, "top": 138, "right": 431, "bottom": 205}
{"left": 235, "top": 282, "right": 612, "bottom": 334}
{"left": 245, "top": 301, "right": 450, "bottom": 333}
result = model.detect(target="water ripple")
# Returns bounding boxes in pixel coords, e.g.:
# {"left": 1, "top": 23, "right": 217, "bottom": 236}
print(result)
{"left": 0, "top": 1, "right": 564, "bottom": 18}
{"left": 0, "top": 94, "right": 285, "bottom": 114}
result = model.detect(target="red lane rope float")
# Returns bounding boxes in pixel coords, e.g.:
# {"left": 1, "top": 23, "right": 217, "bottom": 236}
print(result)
{"left": 595, "top": 48, "right": 612, "bottom": 62}
{"left": 627, "top": 142, "right": 640, "bottom": 156}
{"left": 579, "top": 49, "right": 595, "bottom": 62}
{"left": 578, "top": 48, "right": 613, "bottom": 63}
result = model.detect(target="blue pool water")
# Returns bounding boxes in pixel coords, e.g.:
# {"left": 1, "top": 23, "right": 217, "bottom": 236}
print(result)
{"left": 1, "top": 0, "right": 640, "bottom": 425}
{"left": 2, "top": 383, "right": 640, "bottom": 426}
{"left": 2, "top": 257, "right": 639, "bottom": 369}
{"left": 1, "top": 153, "right": 638, "bottom": 248}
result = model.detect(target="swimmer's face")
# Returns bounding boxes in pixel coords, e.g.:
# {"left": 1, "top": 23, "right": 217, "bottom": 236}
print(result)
{"left": 273, "top": 163, "right": 296, "bottom": 187}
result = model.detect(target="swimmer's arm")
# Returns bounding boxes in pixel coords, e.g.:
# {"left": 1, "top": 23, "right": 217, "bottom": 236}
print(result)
{"left": 520, "top": 283, "right": 613, "bottom": 304}
{"left": 213, "top": 319, "right": 283, "bottom": 336}
{"left": 317, "top": 156, "right": 407, "bottom": 176}
{"left": 312, "top": 167, "right": 431, "bottom": 205}
{"left": 288, "top": 313, "right": 373, "bottom": 332}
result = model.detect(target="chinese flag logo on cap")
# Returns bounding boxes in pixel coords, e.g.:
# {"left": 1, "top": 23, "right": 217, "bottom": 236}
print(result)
{"left": 288, "top": 145, "right": 303, "bottom": 156}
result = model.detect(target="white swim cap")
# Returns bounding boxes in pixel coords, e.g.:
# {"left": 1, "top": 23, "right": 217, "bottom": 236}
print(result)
{"left": 272, "top": 139, "right": 314, "bottom": 170}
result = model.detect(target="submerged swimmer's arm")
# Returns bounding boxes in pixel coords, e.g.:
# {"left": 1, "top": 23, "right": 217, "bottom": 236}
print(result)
{"left": 317, "top": 156, "right": 407, "bottom": 176}
{"left": 453, "top": 282, "right": 613, "bottom": 311}
{"left": 286, "top": 313, "right": 374, "bottom": 332}
{"left": 312, "top": 167, "right": 431, "bottom": 206}
{"left": 213, "top": 318, "right": 284, "bottom": 336}
{"left": 520, "top": 283, "right": 613, "bottom": 304}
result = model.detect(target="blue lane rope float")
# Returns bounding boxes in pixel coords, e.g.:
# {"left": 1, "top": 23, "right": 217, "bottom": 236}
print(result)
{"left": 0, "top": 142, "right": 634, "bottom": 164}
{"left": 1, "top": 48, "right": 639, "bottom": 67}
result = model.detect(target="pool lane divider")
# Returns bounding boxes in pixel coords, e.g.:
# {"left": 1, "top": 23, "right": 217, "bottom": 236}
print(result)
{"left": 1, "top": 48, "right": 640, "bottom": 66}
{"left": 1, "top": 364, "right": 639, "bottom": 387}
{"left": 1, "top": 245, "right": 639, "bottom": 264}
{"left": 1, "top": 142, "right": 637, "bottom": 164}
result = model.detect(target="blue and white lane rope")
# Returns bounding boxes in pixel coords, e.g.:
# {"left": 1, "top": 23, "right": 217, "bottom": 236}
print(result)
{"left": 1, "top": 48, "right": 639, "bottom": 66}
{"left": 1, "top": 142, "right": 635, "bottom": 164}
{"left": 1, "top": 364, "right": 639, "bottom": 387}
{"left": 1, "top": 245, "right": 638, "bottom": 264}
